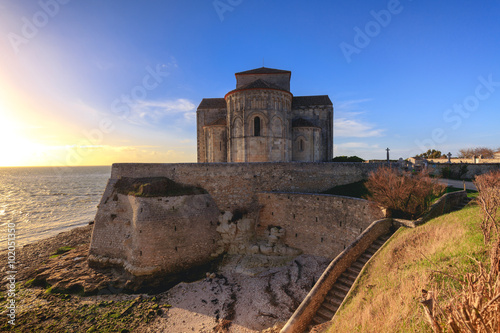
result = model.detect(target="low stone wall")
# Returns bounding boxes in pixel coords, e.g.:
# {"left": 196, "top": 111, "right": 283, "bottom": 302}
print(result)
{"left": 416, "top": 190, "right": 467, "bottom": 226}
{"left": 280, "top": 218, "right": 393, "bottom": 333}
{"left": 257, "top": 193, "right": 385, "bottom": 258}
{"left": 429, "top": 163, "right": 500, "bottom": 179}
{"left": 110, "top": 162, "right": 382, "bottom": 214}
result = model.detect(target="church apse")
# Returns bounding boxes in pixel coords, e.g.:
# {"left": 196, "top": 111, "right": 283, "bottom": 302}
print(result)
{"left": 196, "top": 67, "right": 333, "bottom": 163}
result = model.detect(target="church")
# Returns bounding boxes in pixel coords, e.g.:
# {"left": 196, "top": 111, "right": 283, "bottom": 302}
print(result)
{"left": 196, "top": 67, "right": 333, "bottom": 163}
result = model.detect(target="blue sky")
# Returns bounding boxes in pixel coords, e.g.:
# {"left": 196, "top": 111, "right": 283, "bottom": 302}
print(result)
{"left": 0, "top": 0, "right": 499, "bottom": 166}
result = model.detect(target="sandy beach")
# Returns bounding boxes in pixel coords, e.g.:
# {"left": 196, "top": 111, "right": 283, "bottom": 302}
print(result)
{"left": 0, "top": 225, "right": 329, "bottom": 332}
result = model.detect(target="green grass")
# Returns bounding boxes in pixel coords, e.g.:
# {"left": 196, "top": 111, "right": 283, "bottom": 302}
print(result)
{"left": 49, "top": 246, "right": 74, "bottom": 258}
{"left": 327, "top": 204, "right": 486, "bottom": 333}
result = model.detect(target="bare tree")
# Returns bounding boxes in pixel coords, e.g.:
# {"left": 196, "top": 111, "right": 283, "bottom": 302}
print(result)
{"left": 474, "top": 170, "right": 500, "bottom": 274}
{"left": 459, "top": 147, "right": 495, "bottom": 159}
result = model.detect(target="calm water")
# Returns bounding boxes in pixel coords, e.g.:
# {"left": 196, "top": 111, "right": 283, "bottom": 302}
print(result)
{"left": 0, "top": 166, "right": 111, "bottom": 247}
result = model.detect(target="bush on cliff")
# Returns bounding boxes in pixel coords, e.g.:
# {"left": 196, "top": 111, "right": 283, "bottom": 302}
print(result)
{"left": 115, "top": 177, "right": 207, "bottom": 197}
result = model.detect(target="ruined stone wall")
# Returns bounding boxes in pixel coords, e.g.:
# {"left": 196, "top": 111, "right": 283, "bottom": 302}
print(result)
{"left": 257, "top": 193, "right": 385, "bottom": 258}
{"left": 110, "top": 162, "right": 382, "bottom": 213}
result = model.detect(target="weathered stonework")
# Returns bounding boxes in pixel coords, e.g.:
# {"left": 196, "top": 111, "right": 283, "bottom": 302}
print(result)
{"left": 88, "top": 181, "right": 221, "bottom": 277}
{"left": 89, "top": 162, "right": 387, "bottom": 279}
{"left": 257, "top": 193, "right": 385, "bottom": 258}
{"left": 110, "top": 162, "right": 382, "bottom": 213}
{"left": 197, "top": 67, "right": 334, "bottom": 163}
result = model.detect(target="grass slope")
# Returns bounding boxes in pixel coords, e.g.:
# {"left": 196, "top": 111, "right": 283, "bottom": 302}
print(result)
{"left": 326, "top": 203, "right": 486, "bottom": 333}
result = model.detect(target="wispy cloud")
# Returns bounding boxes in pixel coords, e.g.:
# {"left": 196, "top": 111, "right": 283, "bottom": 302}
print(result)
{"left": 125, "top": 99, "right": 196, "bottom": 126}
{"left": 334, "top": 98, "right": 385, "bottom": 138}
{"left": 335, "top": 118, "right": 385, "bottom": 137}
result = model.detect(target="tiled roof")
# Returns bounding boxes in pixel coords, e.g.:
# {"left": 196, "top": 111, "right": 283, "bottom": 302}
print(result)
{"left": 198, "top": 98, "right": 226, "bottom": 109}
{"left": 205, "top": 118, "right": 227, "bottom": 126}
{"left": 292, "top": 95, "right": 332, "bottom": 107}
{"left": 226, "top": 79, "right": 289, "bottom": 95}
{"left": 235, "top": 67, "right": 291, "bottom": 75}
{"left": 292, "top": 118, "right": 319, "bottom": 128}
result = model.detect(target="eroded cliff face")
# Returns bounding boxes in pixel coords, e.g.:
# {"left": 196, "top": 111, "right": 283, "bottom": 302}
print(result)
{"left": 88, "top": 177, "right": 221, "bottom": 279}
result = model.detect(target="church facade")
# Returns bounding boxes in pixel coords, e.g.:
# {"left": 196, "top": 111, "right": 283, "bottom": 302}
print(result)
{"left": 196, "top": 67, "right": 333, "bottom": 163}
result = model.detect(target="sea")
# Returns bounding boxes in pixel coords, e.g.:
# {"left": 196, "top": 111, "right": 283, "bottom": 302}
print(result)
{"left": 0, "top": 166, "right": 111, "bottom": 247}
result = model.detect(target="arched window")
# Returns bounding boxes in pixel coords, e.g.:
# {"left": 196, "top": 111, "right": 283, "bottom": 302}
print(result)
{"left": 254, "top": 116, "right": 261, "bottom": 136}
{"left": 299, "top": 139, "right": 304, "bottom": 152}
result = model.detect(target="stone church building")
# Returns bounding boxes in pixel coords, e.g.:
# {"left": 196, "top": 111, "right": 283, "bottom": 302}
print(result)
{"left": 197, "top": 67, "right": 333, "bottom": 163}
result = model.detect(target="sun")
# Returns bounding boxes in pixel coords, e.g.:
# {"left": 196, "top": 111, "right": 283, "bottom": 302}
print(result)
{"left": 0, "top": 101, "right": 49, "bottom": 167}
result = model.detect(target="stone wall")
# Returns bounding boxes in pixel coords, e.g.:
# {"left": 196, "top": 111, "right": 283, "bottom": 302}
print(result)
{"left": 89, "top": 187, "right": 221, "bottom": 277}
{"left": 280, "top": 218, "right": 393, "bottom": 333}
{"left": 291, "top": 105, "right": 333, "bottom": 162}
{"left": 429, "top": 163, "right": 500, "bottom": 179}
{"left": 110, "top": 162, "right": 383, "bottom": 214}
{"left": 257, "top": 193, "right": 385, "bottom": 258}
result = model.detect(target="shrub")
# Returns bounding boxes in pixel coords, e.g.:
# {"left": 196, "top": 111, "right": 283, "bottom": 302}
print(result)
{"left": 331, "top": 155, "right": 365, "bottom": 162}
{"left": 365, "top": 166, "right": 446, "bottom": 219}
{"left": 474, "top": 170, "right": 500, "bottom": 274}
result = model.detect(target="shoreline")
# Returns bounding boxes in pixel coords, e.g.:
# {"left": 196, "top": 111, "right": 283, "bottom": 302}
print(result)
{"left": 0, "top": 223, "right": 327, "bottom": 332}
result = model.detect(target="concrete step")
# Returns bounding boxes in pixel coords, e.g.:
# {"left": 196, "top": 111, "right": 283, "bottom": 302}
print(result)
{"left": 351, "top": 261, "right": 365, "bottom": 270}
{"left": 316, "top": 307, "right": 335, "bottom": 321}
{"left": 341, "top": 271, "right": 358, "bottom": 282}
{"left": 332, "top": 283, "right": 350, "bottom": 294}
{"left": 365, "top": 246, "right": 378, "bottom": 255}
{"left": 360, "top": 252, "right": 373, "bottom": 261}
{"left": 336, "top": 277, "right": 354, "bottom": 287}
{"left": 346, "top": 266, "right": 361, "bottom": 276}
{"left": 324, "top": 294, "right": 344, "bottom": 307}
{"left": 311, "top": 315, "right": 327, "bottom": 326}
{"left": 327, "top": 288, "right": 345, "bottom": 299}
{"left": 322, "top": 301, "right": 339, "bottom": 313}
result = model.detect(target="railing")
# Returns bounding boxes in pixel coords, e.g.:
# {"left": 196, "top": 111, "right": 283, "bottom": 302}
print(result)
{"left": 280, "top": 218, "right": 393, "bottom": 333}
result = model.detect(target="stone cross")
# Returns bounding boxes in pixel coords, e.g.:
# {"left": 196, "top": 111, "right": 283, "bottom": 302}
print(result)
{"left": 447, "top": 152, "right": 452, "bottom": 163}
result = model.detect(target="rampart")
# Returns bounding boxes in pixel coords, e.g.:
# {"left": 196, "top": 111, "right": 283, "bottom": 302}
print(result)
{"left": 110, "top": 162, "right": 383, "bottom": 213}
{"left": 257, "top": 193, "right": 385, "bottom": 258}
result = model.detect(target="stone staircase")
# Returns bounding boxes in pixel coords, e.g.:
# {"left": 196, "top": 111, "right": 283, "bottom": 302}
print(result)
{"left": 308, "top": 233, "right": 391, "bottom": 331}
{"left": 452, "top": 196, "right": 473, "bottom": 211}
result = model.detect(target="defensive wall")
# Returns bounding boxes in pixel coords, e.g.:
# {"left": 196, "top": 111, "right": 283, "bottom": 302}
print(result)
{"left": 257, "top": 193, "right": 385, "bottom": 258}
{"left": 110, "top": 162, "right": 383, "bottom": 213}
{"left": 89, "top": 162, "right": 387, "bottom": 280}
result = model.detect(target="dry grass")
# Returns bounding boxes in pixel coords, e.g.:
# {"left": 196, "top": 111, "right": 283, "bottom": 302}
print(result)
{"left": 326, "top": 204, "right": 485, "bottom": 333}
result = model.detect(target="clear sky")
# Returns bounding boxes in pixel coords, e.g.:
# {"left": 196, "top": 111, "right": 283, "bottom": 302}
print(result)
{"left": 1, "top": 0, "right": 499, "bottom": 166}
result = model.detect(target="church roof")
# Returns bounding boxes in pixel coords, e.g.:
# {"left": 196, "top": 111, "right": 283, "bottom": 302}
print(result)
{"left": 292, "top": 118, "right": 320, "bottom": 128}
{"left": 236, "top": 78, "right": 285, "bottom": 90}
{"left": 235, "top": 67, "right": 291, "bottom": 75}
{"left": 292, "top": 95, "right": 332, "bottom": 107}
{"left": 205, "top": 118, "right": 227, "bottom": 126}
{"left": 226, "top": 79, "right": 291, "bottom": 96}
{"left": 198, "top": 98, "right": 226, "bottom": 109}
